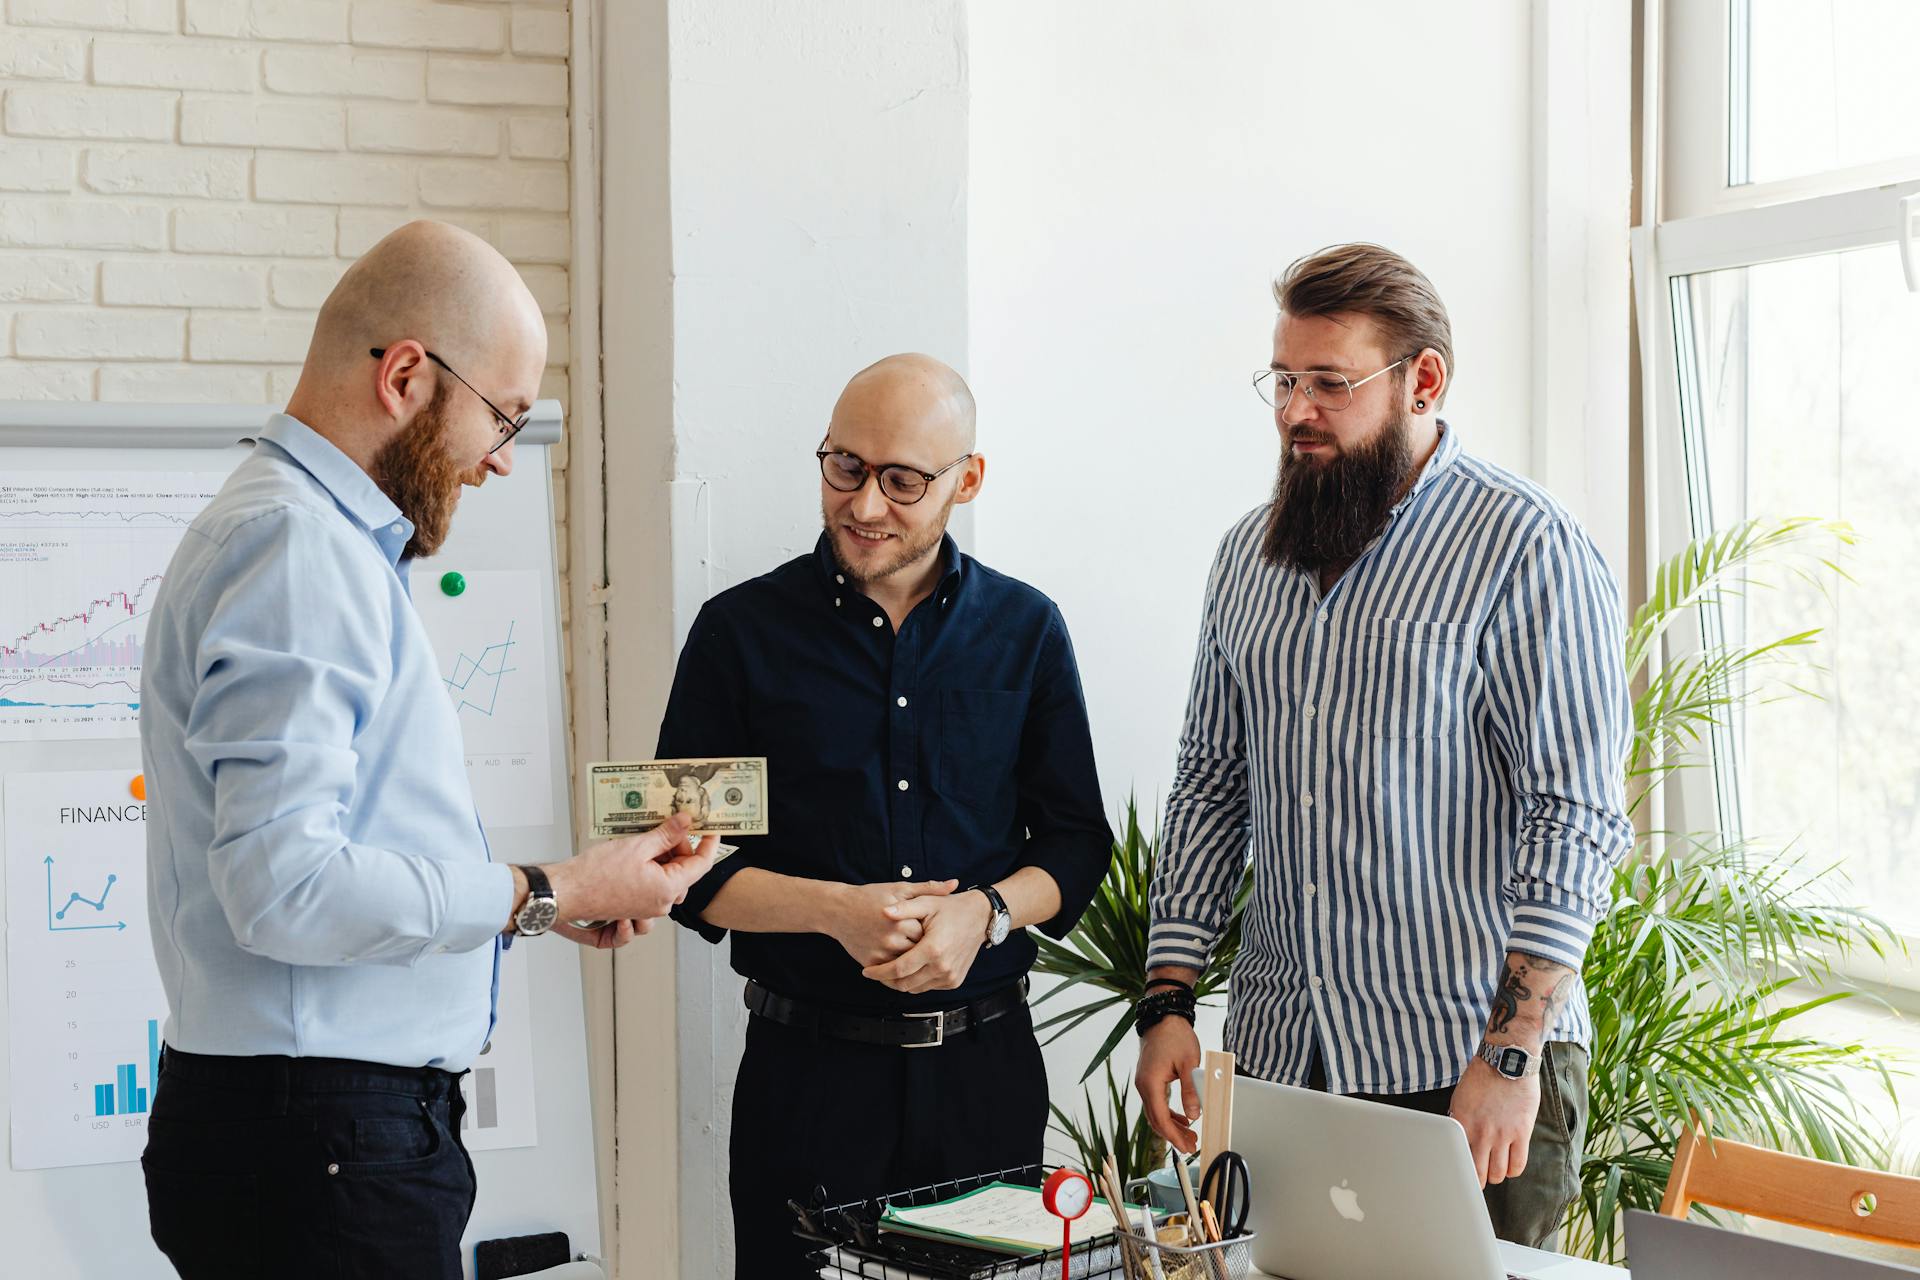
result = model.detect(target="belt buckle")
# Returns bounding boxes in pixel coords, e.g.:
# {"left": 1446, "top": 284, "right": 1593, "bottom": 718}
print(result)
{"left": 903, "top": 1010, "right": 946, "bottom": 1049}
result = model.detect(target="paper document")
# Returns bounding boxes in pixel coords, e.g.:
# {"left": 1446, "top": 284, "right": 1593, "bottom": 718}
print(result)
{"left": 881, "top": 1181, "right": 1141, "bottom": 1255}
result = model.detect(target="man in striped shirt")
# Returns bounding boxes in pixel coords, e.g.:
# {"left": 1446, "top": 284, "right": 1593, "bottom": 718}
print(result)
{"left": 1135, "top": 243, "right": 1633, "bottom": 1248}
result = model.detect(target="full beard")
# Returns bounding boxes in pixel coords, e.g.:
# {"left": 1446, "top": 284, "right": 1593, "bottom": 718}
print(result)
{"left": 1260, "top": 409, "right": 1417, "bottom": 573}
{"left": 368, "top": 383, "right": 470, "bottom": 560}
{"left": 824, "top": 487, "right": 958, "bottom": 590}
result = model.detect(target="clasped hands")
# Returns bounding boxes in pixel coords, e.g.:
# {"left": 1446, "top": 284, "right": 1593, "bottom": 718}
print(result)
{"left": 829, "top": 878, "right": 991, "bottom": 994}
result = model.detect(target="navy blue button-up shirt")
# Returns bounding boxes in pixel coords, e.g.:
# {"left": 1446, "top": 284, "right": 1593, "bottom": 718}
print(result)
{"left": 662, "top": 534, "right": 1112, "bottom": 1013}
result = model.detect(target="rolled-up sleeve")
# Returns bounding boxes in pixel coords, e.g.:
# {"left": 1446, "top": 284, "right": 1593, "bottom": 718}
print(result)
{"left": 660, "top": 600, "right": 758, "bottom": 943}
{"left": 1481, "top": 517, "right": 1634, "bottom": 971}
{"left": 1014, "top": 607, "right": 1113, "bottom": 939}
{"left": 185, "top": 510, "right": 511, "bottom": 967}
{"left": 1148, "top": 536, "right": 1253, "bottom": 972}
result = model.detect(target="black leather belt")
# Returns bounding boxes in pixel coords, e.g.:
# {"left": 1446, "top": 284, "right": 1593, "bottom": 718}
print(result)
{"left": 744, "top": 978, "right": 1028, "bottom": 1049}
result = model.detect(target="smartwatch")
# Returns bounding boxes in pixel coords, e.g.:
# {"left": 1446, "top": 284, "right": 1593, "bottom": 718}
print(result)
{"left": 512, "top": 864, "right": 558, "bottom": 937}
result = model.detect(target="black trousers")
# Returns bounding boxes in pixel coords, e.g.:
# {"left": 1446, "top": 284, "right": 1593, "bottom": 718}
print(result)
{"left": 729, "top": 992, "right": 1051, "bottom": 1280}
{"left": 142, "top": 1046, "right": 476, "bottom": 1280}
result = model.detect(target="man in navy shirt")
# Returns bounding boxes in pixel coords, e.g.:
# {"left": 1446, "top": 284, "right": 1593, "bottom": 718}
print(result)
{"left": 661, "top": 353, "right": 1113, "bottom": 1278}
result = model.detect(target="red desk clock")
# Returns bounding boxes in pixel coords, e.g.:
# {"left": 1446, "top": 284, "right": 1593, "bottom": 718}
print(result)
{"left": 1041, "top": 1167, "right": 1096, "bottom": 1280}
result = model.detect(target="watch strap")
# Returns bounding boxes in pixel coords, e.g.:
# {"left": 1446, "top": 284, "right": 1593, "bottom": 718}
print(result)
{"left": 967, "top": 884, "right": 1011, "bottom": 946}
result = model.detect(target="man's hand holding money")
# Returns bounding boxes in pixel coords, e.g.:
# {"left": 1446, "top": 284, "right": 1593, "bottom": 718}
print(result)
{"left": 509, "top": 812, "right": 720, "bottom": 947}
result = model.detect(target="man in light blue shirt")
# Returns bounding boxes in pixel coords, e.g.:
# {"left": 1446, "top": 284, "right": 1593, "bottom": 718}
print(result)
{"left": 139, "top": 221, "right": 716, "bottom": 1280}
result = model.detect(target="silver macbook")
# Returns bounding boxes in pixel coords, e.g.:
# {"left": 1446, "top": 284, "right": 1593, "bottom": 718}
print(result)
{"left": 1232, "top": 1075, "right": 1616, "bottom": 1279}
{"left": 1625, "top": 1209, "right": 1920, "bottom": 1278}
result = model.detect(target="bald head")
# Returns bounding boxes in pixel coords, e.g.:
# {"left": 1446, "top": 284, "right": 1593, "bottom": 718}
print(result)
{"left": 831, "top": 353, "right": 977, "bottom": 455}
{"left": 306, "top": 220, "right": 544, "bottom": 376}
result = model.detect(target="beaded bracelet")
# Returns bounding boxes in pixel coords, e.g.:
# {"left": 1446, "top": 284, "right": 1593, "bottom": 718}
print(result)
{"left": 1134, "top": 985, "right": 1198, "bottom": 1036}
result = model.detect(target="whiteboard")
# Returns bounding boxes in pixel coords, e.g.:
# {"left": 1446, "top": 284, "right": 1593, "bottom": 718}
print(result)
{"left": 0, "top": 400, "right": 599, "bottom": 1277}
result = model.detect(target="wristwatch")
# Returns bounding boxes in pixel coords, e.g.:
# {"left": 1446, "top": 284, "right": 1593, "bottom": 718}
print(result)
{"left": 512, "top": 864, "right": 558, "bottom": 937}
{"left": 1477, "top": 1041, "right": 1541, "bottom": 1080}
{"left": 969, "top": 884, "right": 1012, "bottom": 948}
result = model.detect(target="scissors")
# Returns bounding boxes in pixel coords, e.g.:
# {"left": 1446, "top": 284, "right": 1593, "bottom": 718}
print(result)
{"left": 1199, "top": 1150, "right": 1251, "bottom": 1239}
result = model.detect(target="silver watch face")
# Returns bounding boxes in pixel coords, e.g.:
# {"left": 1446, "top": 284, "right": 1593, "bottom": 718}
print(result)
{"left": 987, "top": 909, "right": 1011, "bottom": 948}
{"left": 516, "top": 895, "right": 558, "bottom": 936}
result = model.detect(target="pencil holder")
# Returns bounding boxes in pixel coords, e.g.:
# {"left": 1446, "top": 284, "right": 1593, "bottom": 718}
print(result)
{"left": 1114, "top": 1228, "right": 1257, "bottom": 1280}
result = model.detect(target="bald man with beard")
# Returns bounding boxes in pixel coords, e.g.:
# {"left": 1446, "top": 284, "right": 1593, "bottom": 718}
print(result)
{"left": 138, "top": 221, "right": 718, "bottom": 1279}
{"left": 659, "top": 354, "right": 1114, "bottom": 1278}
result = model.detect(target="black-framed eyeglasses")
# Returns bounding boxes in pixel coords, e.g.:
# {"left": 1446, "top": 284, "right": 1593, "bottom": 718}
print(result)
{"left": 371, "top": 347, "right": 530, "bottom": 455}
{"left": 816, "top": 444, "right": 974, "bottom": 505}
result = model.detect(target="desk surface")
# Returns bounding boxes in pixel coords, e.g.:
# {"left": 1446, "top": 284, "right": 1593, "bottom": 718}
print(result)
{"left": 1250, "top": 1239, "right": 1629, "bottom": 1278}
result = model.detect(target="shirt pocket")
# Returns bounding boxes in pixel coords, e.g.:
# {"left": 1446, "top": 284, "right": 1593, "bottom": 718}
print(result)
{"left": 939, "top": 689, "right": 1029, "bottom": 814}
{"left": 1361, "top": 618, "right": 1473, "bottom": 739}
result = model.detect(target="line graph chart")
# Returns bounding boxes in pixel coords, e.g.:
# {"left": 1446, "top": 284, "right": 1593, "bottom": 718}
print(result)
{"left": 412, "top": 570, "right": 553, "bottom": 830}
{"left": 444, "top": 621, "right": 519, "bottom": 718}
{"left": 0, "top": 473, "right": 223, "bottom": 740}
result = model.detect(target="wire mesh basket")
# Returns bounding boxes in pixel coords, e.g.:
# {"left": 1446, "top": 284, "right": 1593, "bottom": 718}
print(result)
{"left": 793, "top": 1163, "right": 1132, "bottom": 1280}
{"left": 1115, "top": 1227, "right": 1259, "bottom": 1280}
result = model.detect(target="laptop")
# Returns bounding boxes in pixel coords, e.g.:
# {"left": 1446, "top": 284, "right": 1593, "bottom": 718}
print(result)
{"left": 1625, "top": 1209, "right": 1920, "bottom": 1278}
{"left": 1232, "top": 1076, "right": 1617, "bottom": 1279}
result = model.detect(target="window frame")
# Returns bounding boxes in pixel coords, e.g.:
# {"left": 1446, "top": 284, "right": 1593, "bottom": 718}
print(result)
{"left": 1639, "top": 0, "right": 1920, "bottom": 989}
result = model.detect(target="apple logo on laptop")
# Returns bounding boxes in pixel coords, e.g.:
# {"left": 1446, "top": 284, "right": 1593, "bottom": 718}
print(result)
{"left": 1329, "top": 1179, "right": 1365, "bottom": 1222}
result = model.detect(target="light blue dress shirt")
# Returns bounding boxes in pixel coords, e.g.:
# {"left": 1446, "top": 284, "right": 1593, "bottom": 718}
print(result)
{"left": 141, "top": 414, "right": 513, "bottom": 1071}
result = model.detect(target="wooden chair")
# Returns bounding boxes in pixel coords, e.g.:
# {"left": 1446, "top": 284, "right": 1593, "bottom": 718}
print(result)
{"left": 1659, "top": 1115, "right": 1920, "bottom": 1248}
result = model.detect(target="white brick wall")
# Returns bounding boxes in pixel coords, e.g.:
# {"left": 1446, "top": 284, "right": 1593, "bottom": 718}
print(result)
{"left": 0, "top": 2, "right": 572, "bottom": 421}
{"left": 0, "top": 0, "right": 575, "bottom": 668}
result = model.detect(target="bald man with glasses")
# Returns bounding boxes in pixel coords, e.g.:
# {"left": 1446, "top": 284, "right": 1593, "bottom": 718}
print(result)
{"left": 659, "top": 354, "right": 1113, "bottom": 1279}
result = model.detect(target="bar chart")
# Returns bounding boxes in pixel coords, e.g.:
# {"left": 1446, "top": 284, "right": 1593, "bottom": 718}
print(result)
{"left": 91, "top": 1019, "right": 159, "bottom": 1117}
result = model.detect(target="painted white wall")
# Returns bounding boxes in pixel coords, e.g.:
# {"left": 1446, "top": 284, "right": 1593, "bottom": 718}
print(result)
{"left": 968, "top": 0, "right": 1536, "bottom": 827}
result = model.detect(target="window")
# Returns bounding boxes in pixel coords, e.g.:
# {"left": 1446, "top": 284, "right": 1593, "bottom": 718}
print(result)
{"left": 1644, "top": 3, "right": 1920, "bottom": 941}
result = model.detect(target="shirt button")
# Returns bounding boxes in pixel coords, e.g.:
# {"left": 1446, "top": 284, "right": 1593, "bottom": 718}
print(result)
{"left": 897, "top": 779, "right": 910, "bottom": 791}
{"left": 1316, "top": 610, "right": 1328, "bottom": 625}
{"left": 900, "top": 865, "right": 913, "bottom": 877}
{"left": 1310, "top": 976, "right": 1324, "bottom": 991}
{"left": 1302, "top": 793, "right": 1314, "bottom": 809}
{"left": 834, "top": 597, "right": 841, "bottom": 607}
{"left": 872, "top": 616, "right": 884, "bottom": 628}
{"left": 836, "top": 574, "right": 845, "bottom": 584}
{"left": 327, "top": 1162, "right": 341, "bottom": 1176}
{"left": 1303, "top": 704, "right": 1316, "bottom": 719}
{"left": 1305, "top": 882, "right": 1316, "bottom": 896}
{"left": 897, "top": 696, "right": 908, "bottom": 708}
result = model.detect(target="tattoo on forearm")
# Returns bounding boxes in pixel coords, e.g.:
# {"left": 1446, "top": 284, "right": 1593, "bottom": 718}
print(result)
{"left": 1486, "top": 952, "right": 1577, "bottom": 1038}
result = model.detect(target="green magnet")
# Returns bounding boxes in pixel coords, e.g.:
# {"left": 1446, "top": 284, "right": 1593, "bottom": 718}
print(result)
{"left": 440, "top": 572, "right": 466, "bottom": 597}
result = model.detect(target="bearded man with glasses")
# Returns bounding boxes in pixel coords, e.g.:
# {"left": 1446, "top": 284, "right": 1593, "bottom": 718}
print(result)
{"left": 1134, "top": 243, "right": 1633, "bottom": 1250}
{"left": 658, "top": 352, "right": 1113, "bottom": 1279}
{"left": 138, "top": 222, "right": 718, "bottom": 1279}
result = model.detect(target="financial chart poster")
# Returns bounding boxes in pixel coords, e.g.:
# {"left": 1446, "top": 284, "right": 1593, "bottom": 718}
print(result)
{"left": 410, "top": 568, "right": 554, "bottom": 830}
{"left": 3, "top": 770, "right": 166, "bottom": 1170}
{"left": 0, "top": 473, "right": 224, "bottom": 742}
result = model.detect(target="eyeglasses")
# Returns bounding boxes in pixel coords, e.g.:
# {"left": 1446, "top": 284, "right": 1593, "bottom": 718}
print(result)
{"left": 370, "top": 347, "right": 530, "bottom": 455}
{"left": 1252, "top": 356, "right": 1411, "bottom": 413}
{"left": 816, "top": 445, "right": 974, "bottom": 505}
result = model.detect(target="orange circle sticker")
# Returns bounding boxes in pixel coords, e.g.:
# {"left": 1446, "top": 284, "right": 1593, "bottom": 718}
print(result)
{"left": 130, "top": 775, "right": 146, "bottom": 802}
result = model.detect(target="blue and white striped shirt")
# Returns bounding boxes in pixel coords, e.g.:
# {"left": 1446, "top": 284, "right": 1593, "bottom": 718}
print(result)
{"left": 1147, "top": 423, "right": 1633, "bottom": 1094}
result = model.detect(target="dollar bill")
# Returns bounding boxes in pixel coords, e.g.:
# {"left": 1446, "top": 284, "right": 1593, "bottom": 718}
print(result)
{"left": 587, "top": 757, "right": 768, "bottom": 840}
